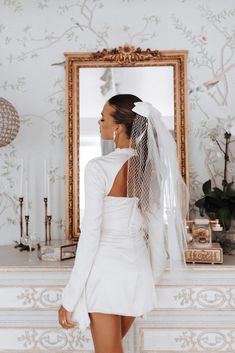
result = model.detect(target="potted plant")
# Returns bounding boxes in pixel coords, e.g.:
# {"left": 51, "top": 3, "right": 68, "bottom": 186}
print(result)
{"left": 195, "top": 132, "right": 235, "bottom": 231}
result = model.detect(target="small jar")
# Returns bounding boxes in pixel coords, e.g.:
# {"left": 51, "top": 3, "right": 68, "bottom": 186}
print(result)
{"left": 192, "top": 219, "right": 211, "bottom": 248}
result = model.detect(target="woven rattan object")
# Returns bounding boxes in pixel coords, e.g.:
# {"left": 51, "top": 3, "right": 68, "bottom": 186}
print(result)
{"left": 0, "top": 97, "right": 20, "bottom": 147}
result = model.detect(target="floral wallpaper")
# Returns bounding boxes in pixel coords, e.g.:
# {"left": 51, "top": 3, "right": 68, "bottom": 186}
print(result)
{"left": 0, "top": 0, "right": 235, "bottom": 245}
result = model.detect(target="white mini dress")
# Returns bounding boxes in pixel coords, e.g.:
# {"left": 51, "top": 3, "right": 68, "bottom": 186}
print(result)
{"left": 62, "top": 148, "right": 157, "bottom": 332}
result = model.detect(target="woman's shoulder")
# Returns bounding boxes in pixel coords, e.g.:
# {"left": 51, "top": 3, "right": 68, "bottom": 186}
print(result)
{"left": 84, "top": 149, "right": 135, "bottom": 191}
{"left": 86, "top": 148, "right": 135, "bottom": 170}
{"left": 84, "top": 152, "right": 118, "bottom": 190}
{"left": 84, "top": 151, "right": 113, "bottom": 175}
{"left": 85, "top": 150, "right": 131, "bottom": 180}
{"left": 85, "top": 150, "right": 118, "bottom": 169}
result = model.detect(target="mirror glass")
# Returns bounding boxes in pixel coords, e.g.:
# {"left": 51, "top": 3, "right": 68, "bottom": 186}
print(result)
{"left": 65, "top": 47, "right": 188, "bottom": 239}
{"left": 79, "top": 66, "right": 174, "bottom": 218}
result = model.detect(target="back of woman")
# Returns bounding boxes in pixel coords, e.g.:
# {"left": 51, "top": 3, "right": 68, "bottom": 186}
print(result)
{"left": 58, "top": 94, "right": 187, "bottom": 353}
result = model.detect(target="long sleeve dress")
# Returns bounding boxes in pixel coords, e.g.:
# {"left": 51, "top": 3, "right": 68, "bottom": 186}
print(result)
{"left": 62, "top": 147, "right": 157, "bottom": 332}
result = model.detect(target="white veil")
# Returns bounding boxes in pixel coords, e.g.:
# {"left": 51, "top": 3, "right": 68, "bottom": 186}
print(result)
{"left": 127, "top": 102, "right": 188, "bottom": 283}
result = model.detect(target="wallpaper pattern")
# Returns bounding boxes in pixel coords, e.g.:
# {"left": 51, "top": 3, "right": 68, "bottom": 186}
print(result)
{"left": 0, "top": 0, "right": 235, "bottom": 244}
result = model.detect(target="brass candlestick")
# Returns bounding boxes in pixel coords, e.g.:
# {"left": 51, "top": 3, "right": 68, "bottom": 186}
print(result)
{"left": 25, "top": 215, "right": 29, "bottom": 238}
{"left": 44, "top": 197, "right": 48, "bottom": 243}
{"left": 16, "top": 215, "right": 32, "bottom": 252}
{"left": 19, "top": 197, "right": 23, "bottom": 241}
{"left": 14, "top": 197, "right": 26, "bottom": 250}
{"left": 22, "top": 215, "right": 34, "bottom": 252}
{"left": 47, "top": 215, "right": 52, "bottom": 244}
{"left": 15, "top": 197, "right": 23, "bottom": 246}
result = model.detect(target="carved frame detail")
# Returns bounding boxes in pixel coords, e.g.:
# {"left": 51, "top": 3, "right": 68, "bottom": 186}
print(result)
{"left": 65, "top": 44, "right": 189, "bottom": 240}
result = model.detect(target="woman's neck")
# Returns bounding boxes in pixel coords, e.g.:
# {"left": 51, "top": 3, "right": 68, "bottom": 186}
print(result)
{"left": 116, "top": 139, "right": 130, "bottom": 149}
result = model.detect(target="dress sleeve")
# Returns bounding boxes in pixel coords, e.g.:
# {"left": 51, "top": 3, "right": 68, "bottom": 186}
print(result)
{"left": 62, "top": 160, "right": 105, "bottom": 312}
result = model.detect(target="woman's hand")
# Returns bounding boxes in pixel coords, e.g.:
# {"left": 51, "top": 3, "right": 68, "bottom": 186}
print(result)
{"left": 58, "top": 305, "right": 77, "bottom": 329}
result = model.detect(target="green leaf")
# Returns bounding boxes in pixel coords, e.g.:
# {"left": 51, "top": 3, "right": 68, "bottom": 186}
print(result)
{"left": 205, "top": 196, "right": 227, "bottom": 208}
{"left": 202, "top": 180, "right": 211, "bottom": 194}
{"left": 199, "top": 208, "right": 205, "bottom": 217}
{"left": 221, "top": 194, "right": 230, "bottom": 200}
{"left": 213, "top": 187, "right": 223, "bottom": 192}
{"left": 231, "top": 208, "right": 235, "bottom": 220}
{"left": 229, "top": 198, "right": 235, "bottom": 204}
{"left": 217, "top": 207, "right": 231, "bottom": 231}
{"left": 206, "top": 191, "right": 219, "bottom": 199}
{"left": 226, "top": 190, "right": 235, "bottom": 197}
{"left": 212, "top": 187, "right": 223, "bottom": 197}
{"left": 195, "top": 197, "right": 205, "bottom": 208}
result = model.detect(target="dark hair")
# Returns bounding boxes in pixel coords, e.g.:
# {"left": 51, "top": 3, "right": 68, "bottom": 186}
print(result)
{"left": 108, "top": 94, "right": 142, "bottom": 138}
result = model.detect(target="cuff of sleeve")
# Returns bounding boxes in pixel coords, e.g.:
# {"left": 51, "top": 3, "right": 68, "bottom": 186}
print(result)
{"left": 62, "top": 289, "right": 75, "bottom": 313}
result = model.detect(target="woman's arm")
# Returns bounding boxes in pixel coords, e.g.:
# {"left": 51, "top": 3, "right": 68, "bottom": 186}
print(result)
{"left": 61, "top": 159, "right": 105, "bottom": 313}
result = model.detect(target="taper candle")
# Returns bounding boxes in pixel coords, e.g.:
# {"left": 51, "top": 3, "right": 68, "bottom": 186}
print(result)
{"left": 44, "top": 160, "right": 47, "bottom": 198}
{"left": 19, "top": 159, "right": 23, "bottom": 197}
{"left": 47, "top": 174, "right": 51, "bottom": 215}
{"left": 25, "top": 180, "right": 29, "bottom": 215}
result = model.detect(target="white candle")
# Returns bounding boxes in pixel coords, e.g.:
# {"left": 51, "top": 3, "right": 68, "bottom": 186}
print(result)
{"left": 25, "top": 180, "right": 29, "bottom": 215}
{"left": 47, "top": 174, "right": 51, "bottom": 215}
{"left": 19, "top": 159, "right": 23, "bottom": 197}
{"left": 44, "top": 160, "right": 47, "bottom": 198}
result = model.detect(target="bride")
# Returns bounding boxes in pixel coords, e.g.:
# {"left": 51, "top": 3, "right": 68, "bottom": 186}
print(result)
{"left": 58, "top": 94, "right": 187, "bottom": 353}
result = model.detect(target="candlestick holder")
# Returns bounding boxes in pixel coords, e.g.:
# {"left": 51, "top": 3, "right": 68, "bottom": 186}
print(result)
{"left": 21, "top": 215, "right": 34, "bottom": 252}
{"left": 25, "top": 215, "right": 29, "bottom": 237}
{"left": 19, "top": 197, "right": 23, "bottom": 239}
{"left": 46, "top": 215, "right": 52, "bottom": 244}
{"left": 14, "top": 197, "right": 29, "bottom": 251}
{"left": 15, "top": 214, "right": 35, "bottom": 252}
{"left": 44, "top": 197, "right": 48, "bottom": 243}
{"left": 24, "top": 215, "right": 35, "bottom": 252}
{"left": 14, "top": 197, "right": 24, "bottom": 249}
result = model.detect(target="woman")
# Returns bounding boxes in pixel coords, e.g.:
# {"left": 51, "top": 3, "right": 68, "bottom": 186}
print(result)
{"left": 58, "top": 94, "right": 187, "bottom": 353}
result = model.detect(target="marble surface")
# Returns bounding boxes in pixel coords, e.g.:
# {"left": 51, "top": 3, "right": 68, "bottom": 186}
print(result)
{"left": 0, "top": 245, "right": 74, "bottom": 271}
{"left": 0, "top": 245, "right": 235, "bottom": 272}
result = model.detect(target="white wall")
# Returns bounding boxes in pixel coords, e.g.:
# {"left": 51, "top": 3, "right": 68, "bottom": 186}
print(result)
{"left": 1, "top": 0, "right": 235, "bottom": 244}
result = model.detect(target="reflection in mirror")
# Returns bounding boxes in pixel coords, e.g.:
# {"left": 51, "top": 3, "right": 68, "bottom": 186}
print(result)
{"left": 65, "top": 47, "right": 188, "bottom": 239}
{"left": 79, "top": 66, "right": 174, "bottom": 218}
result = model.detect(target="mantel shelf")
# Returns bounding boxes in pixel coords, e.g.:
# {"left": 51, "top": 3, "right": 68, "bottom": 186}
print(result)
{"left": 0, "top": 245, "right": 235, "bottom": 353}
{"left": 0, "top": 245, "right": 74, "bottom": 272}
{"left": 0, "top": 245, "right": 235, "bottom": 272}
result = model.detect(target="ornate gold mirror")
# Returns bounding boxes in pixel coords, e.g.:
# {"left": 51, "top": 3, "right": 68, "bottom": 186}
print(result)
{"left": 65, "top": 45, "right": 189, "bottom": 240}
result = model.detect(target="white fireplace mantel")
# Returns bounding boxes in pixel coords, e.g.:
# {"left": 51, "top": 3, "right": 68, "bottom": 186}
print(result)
{"left": 0, "top": 245, "right": 235, "bottom": 353}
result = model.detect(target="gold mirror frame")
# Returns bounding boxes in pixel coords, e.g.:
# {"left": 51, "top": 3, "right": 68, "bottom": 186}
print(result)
{"left": 65, "top": 45, "right": 189, "bottom": 240}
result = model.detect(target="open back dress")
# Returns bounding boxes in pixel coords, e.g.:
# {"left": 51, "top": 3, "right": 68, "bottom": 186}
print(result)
{"left": 62, "top": 147, "right": 157, "bottom": 332}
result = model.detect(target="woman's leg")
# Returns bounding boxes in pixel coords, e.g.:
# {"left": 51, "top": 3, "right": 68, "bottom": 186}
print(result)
{"left": 121, "top": 315, "right": 136, "bottom": 338}
{"left": 89, "top": 313, "right": 123, "bottom": 353}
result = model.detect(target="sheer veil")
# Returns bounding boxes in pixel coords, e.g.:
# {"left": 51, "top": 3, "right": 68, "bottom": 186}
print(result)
{"left": 127, "top": 102, "right": 189, "bottom": 283}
